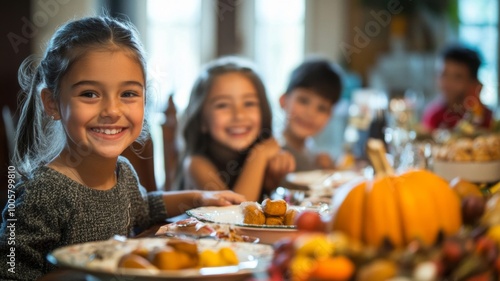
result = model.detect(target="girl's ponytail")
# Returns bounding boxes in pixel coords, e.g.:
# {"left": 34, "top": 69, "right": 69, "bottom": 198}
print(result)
{"left": 14, "top": 57, "right": 45, "bottom": 179}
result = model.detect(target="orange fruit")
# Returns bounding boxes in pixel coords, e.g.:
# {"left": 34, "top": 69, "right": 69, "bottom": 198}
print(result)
{"left": 118, "top": 253, "right": 157, "bottom": 270}
{"left": 450, "top": 177, "right": 482, "bottom": 199}
{"left": 130, "top": 248, "right": 150, "bottom": 259}
{"left": 152, "top": 249, "right": 194, "bottom": 270}
{"left": 309, "top": 256, "right": 355, "bottom": 281}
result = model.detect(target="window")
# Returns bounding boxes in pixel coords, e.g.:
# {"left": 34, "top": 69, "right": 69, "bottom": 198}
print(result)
{"left": 146, "top": 0, "right": 214, "bottom": 188}
{"left": 459, "top": 0, "right": 498, "bottom": 108}
{"left": 253, "top": 0, "right": 306, "bottom": 131}
{"left": 147, "top": 0, "right": 204, "bottom": 112}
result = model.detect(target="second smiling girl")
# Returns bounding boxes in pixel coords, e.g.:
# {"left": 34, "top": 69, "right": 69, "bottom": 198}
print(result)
{"left": 180, "top": 57, "right": 295, "bottom": 201}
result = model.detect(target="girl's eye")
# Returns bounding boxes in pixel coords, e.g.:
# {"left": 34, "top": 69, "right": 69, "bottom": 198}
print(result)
{"left": 122, "top": 91, "right": 139, "bottom": 98}
{"left": 244, "top": 100, "right": 259, "bottom": 107}
{"left": 80, "top": 91, "right": 98, "bottom": 98}
{"left": 214, "top": 102, "right": 229, "bottom": 109}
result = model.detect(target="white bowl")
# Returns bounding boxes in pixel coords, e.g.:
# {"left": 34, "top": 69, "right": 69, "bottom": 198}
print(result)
{"left": 234, "top": 225, "right": 298, "bottom": 245}
{"left": 433, "top": 160, "right": 500, "bottom": 183}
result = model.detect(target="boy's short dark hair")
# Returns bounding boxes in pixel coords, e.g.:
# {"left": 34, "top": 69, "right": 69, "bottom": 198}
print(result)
{"left": 442, "top": 45, "right": 482, "bottom": 80}
{"left": 285, "top": 58, "right": 342, "bottom": 105}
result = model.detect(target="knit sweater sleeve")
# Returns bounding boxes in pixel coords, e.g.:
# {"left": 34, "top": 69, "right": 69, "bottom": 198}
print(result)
{"left": 0, "top": 183, "right": 65, "bottom": 281}
{"left": 144, "top": 190, "right": 169, "bottom": 224}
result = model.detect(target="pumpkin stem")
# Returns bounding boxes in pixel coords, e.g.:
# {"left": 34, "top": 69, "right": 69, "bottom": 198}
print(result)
{"left": 435, "top": 229, "right": 445, "bottom": 246}
{"left": 380, "top": 236, "right": 395, "bottom": 253}
{"left": 366, "top": 138, "right": 395, "bottom": 177}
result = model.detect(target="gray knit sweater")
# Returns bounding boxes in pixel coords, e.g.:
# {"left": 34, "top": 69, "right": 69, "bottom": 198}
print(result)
{"left": 0, "top": 157, "right": 168, "bottom": 281}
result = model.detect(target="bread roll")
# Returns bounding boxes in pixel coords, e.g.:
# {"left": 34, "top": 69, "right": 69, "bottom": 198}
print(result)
{"left": 240, "top": 201, "right": 266, "bottom": 225}
{"left": 284, "top": 208, "right": 298, "bottom": 226}
{"left": 261, "top": 199, "right": 287, "bottom": 217}
{"left": 265, "top": 216, "right": 284, "bottom": 226}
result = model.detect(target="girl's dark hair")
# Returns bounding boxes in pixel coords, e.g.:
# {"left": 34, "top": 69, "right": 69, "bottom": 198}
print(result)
{"left": 182, "top": 56, "right": 272, "bottom": 156}
{"left": 14, "top": 16, "right": 148, "bottom": 178}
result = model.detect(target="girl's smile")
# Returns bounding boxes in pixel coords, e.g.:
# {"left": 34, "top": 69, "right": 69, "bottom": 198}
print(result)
{"left": 225, "top": 126, "right": 253, "bottom": 137}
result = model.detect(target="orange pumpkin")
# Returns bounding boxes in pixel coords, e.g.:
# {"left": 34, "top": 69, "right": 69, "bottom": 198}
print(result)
{"left": 331, "top": 170, "right": 462, "bottom": 248}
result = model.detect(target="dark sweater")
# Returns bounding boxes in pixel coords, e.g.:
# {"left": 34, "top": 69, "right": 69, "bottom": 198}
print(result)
{"left": 0, "top": 157, "right": 168, "bottom": 281}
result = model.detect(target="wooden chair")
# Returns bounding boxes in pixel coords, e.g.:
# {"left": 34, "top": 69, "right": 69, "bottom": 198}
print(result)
{"left": 122, "top": 95, "right": 179, "bottom": 192}
{"left": 121, "top": 139, "right": 157, "bottom": 192}
{"left": 161, "top": 95, "right": 178, "bottom": 191}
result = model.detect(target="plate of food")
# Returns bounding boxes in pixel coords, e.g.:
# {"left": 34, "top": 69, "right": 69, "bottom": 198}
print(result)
{"left": 284, "top": 170, "right": 362, "bottom": 195}
{"left": 187, "top": 199, "right": 310, "bottom": 244}
{"left": 47, "top": 236, "right": 273, "bottom": 281}
{"left": 155, "top": 217, "right": 260, "bottom": 243}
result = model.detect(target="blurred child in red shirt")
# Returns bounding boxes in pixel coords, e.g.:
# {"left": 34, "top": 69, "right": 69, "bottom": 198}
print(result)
{"left": 422, "top": 46, "right": 493, "bottom": 131}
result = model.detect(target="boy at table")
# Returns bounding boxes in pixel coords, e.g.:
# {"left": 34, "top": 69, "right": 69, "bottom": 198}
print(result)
{"left": 278, "top": 58, "right": 343, "bottom": 171}
{"left": 422, "top": 45, "right": 493, "bottom": 131}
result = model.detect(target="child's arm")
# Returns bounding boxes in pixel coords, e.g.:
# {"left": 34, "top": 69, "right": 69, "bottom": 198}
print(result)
{"left": 230, "top": 138, "right": 282, "bottom": 201}
{"left": 160, "top": 190, "right": 245, "bottom": 217}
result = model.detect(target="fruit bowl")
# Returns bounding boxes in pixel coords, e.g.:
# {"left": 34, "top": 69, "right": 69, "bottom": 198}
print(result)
{"left": 433, "top": 160, "right": 500, "bottom": 183}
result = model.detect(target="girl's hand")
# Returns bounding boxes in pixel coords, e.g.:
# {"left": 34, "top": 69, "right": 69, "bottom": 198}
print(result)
{"left": 197, "top": 190, "right": 246, "bottom": 207}
{"left": 250, "top": 138, "right": 281, "bottom": 160}
{"left": 264, "top": 150, "right": 296, "bottom": 189}
{"left": 267, "top": 150, "right": 296, "bottom": 180}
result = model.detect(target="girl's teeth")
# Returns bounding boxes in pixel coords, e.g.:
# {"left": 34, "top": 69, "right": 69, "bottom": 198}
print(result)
{"left": 93, "top": 128, "right": 122, "bottom": 135}
{"left": 229, "top": 128, "right": 247, "bottom": 134}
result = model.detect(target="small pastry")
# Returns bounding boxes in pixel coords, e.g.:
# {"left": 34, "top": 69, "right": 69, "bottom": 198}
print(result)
{"left": 261, "top": 198, "right": 287, "bottom": 217}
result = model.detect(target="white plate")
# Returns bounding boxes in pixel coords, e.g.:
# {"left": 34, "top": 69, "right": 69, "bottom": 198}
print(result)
{"left": 48, "top": 236, "right": 273, "bottom": 281}
{"left": 285, "top": 170, "right": 362, "bottom": 192}
{"left": 433, "top": 160, "right": 500, "bottom": 183}
{"left": 187, "top": 205, "right": 298, "bottom": 244}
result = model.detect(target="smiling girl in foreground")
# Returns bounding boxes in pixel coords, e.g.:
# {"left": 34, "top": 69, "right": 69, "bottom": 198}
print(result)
{"left": 181, "top": 57, "right": 295, "bottom": 201}
{"left": 0, "top": 16, "right": 243, "bottom": 280}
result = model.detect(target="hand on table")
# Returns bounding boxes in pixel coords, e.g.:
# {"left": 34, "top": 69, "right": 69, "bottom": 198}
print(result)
{"left": 198, "top": 190, "right": 246, "bottom": 207}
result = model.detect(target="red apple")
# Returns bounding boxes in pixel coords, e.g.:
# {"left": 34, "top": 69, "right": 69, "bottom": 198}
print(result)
{"left": 272, "top": 238, "right": 294, "bottom": 271}
{"left": 462, "top": 196, "right": 486, "bottom": 225}
{"left": 294, "top": 211, "right": 325, "bottom": 232}
{"left": 441, "top": 239, "right": 464, "bottom": 264}
{"left": 475, "top": 236, "right": 498, "bottom": 264}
